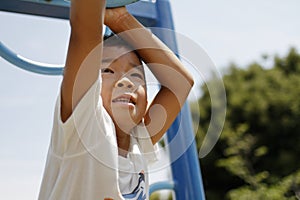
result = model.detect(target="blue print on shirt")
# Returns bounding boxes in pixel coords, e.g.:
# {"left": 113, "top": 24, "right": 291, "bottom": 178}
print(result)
{"left": 122, "top": 171, "right": 146, "bottom": 200}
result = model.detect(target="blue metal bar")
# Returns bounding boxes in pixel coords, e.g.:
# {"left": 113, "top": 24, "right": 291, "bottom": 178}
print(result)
{"left": 0, "top": 0, "right": 141, "bottom": 17}
{"left": 127, "top": 0, "right": 157, "bottom": 27}
{"left": 0, "top": 0, "right": 70, "bottom": 19}
{"left": 0, "top": 41, "right": 63, "bottom": 75}
{"left": 153, "top": 0, "right": 206, "bottom": 199}
{"left": 0, "top": 0, "right": 156, "bottom": 22}
{"left": 0, "top": 0, "right": 156, "bottom": 75}
{"left": 149, "top": 181, "right": 175, "bottom": 194}
{"left": 166, "top": 104, "right": 206, "bottom": 200}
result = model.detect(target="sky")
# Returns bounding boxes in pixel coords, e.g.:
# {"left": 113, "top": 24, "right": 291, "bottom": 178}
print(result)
{"left": 0, "top": 0, "right": 300, "bottom": 199}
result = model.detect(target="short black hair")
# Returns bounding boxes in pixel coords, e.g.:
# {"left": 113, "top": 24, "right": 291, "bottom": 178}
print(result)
{"left": 103, "top": 33, "right": 143, "bottom": 64}
{"left": 103, "top": 33, "right": 134, "bottom": 51}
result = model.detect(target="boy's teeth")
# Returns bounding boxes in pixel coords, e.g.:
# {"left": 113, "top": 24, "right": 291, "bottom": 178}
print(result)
{"left": 114, "top": 97, "right": 133, "bottom": 104}
{"left": 118, "top": 98, "right": 129, "bottom": 102}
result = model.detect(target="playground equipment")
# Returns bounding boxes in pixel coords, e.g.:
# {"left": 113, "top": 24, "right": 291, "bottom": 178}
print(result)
{"left": 0, "top": 0, "right": 206, "bottom": 199}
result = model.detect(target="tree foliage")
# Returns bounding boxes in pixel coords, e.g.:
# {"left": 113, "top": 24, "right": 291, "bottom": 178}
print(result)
{"left": 192, "top": 47, "right": 300, "bottom": 199}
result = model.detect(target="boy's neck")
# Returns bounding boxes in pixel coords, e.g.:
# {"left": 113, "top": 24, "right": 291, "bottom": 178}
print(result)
{"left": 116, "top": 127, "right": 131, "bottom": 158}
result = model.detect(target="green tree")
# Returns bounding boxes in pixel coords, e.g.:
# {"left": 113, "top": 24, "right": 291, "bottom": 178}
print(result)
{"left": 192, "top": 47, "right": 300, "bottom": 199}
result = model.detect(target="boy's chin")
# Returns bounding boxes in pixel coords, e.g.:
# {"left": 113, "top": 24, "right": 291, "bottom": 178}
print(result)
{"left": 112, "top": 105, "right": 134, "bottom": 116}
{"left": 111, "top": 110, "right": 141, "bottom": 131}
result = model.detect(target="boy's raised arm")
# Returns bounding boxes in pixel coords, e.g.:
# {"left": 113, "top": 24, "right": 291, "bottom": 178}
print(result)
{"left": 61, "top": 0, "right": 106, "bottom": 122}
{"left": 105, "top": 8, "right": 194, "bottom": 144}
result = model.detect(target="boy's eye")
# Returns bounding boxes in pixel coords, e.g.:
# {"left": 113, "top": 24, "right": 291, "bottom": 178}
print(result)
{"left": 101, "top": 68, "right": 114, "bottom": 73}
{"left": 131, "top": 73, "right": 144, "bottom": 80}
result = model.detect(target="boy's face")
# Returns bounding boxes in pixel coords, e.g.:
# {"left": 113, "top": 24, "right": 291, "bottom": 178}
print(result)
{"left": 101, "top": 46, "right": 148, "bottom": 132}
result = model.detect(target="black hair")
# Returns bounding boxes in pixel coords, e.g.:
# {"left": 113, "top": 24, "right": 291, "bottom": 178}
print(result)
{"left": 103, "top": 32, "right": 143, "bottom": 62}
{"left": 103, "top": 33, "right": 134, "bottom": 51}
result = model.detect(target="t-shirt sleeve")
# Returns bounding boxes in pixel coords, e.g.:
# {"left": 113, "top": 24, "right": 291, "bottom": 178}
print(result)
{"left": 52, "top": 77, "right": 119, "bottom": 156}
{"left": 42, "top": 78, "right": 125, "bottom": 199}
{"left": 58, "top": 78, "right": 102, "bottom": 130}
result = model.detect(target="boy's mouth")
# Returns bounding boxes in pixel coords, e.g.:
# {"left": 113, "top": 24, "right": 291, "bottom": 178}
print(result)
{"left": 112, "top": 94, "right": 136, "bottom": 105}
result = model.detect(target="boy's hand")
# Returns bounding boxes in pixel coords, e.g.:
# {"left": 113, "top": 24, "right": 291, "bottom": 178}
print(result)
{"left": 104, "top": 7, "right": 129, "bottom": 28}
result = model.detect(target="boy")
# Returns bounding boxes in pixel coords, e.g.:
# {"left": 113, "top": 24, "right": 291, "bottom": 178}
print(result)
{"left": 38, "top": 0, "right": 194, "bottom": 199}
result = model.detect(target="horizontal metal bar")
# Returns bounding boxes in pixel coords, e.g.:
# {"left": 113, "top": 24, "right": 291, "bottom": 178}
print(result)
{"left": 0, "top": 0, "right": 157, "bottom": 23}
{"left": 149, "top": 181, "right": 176, "bottom": 195}
{"left": 0, "top": 0, "right": 70, "bottom": 19}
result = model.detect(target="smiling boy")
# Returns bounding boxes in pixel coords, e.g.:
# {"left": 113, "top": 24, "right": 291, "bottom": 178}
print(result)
{"left": 38, "top": 0, "right": 193, "bottom": 199}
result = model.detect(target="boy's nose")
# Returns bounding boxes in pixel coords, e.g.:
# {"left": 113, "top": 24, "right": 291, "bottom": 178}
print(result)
{"left": 115, "top": 77, "right": 134, "bottom": 89}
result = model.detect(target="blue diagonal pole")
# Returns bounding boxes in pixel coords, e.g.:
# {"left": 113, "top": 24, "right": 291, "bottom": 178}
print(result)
{"left": 152, "top": 0, "right": 206, "bottom": 199}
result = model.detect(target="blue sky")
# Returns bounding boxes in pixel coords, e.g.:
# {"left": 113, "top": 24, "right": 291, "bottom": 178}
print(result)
{"left": 0, "top": 0, "right": 300, "bottom": 199}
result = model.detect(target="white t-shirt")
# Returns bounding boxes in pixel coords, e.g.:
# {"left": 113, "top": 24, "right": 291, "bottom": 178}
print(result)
{"left": 38, "top": 79, "right": 157, "bottom": 200}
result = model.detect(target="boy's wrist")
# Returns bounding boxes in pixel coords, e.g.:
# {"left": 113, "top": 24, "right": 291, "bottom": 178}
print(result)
{"left": 108, "top": 12, "right": 138, "bottom": 33}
